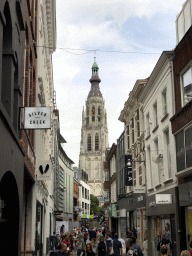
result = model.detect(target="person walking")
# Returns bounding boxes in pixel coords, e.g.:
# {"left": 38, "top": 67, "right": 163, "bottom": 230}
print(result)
{"left": 82, "top": 243, "right": 96, "bottom": 256}
{"left": 97, "top": 235, "right": 106, "bottom": 256}
{"left": 106, "top": 232, "right": 113, "bottom": 256}
{"left": 181, "top": 251, "right": 190, "bottom": 256}
{"left": 126, "top": 239, "right": 136, "bottom": 256}
{"left": 54, "top": 243, "right": 68, "bottom": 256}
{"left": 157, "top": 234, "right": 172, "bottom": 256}
{"left": 91, "top": 238, "right": 97, "bottom": 253}
{"left": 84, "top": 230, "right": 88, "bottom": 245}
{"left": 76, "top": 237, "right": 83, "bottom": 256}
{"left": 112, "top": 233, "right": 122, "bottom": 256}
{"left": 126, "top": 229, "right": 132, "bottom": 239}
{"left": 160, "top": 245, "right": 168, "bottom": 256}
{"left": 51, "top": 232, "right": 59, "bottom": 251}
{"left": 132, "top": 237, "right": 143, "bottom": 256}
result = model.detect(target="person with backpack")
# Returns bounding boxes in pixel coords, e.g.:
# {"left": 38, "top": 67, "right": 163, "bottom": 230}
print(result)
{"left": 157, "top": 234, "right": 172, "bottom": 256}
{"left": 126, "top": 239, "right": 137, "bottom": 256}
{"left": 97, "top": 235, "right": 106, "bottom": 256}
{"left": 106, "top": 232, "right": 113, "bottom": 256}
{"left": 132, "top": 237, "right": 144, "bottom": 256}
{"left": 112, "top": 233, "right": 122, "bottom": 256}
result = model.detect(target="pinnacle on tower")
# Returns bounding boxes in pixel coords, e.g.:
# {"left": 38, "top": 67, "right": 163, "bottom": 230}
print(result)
{"left": 89, "top": 57, "right": 102, "bottom": 98}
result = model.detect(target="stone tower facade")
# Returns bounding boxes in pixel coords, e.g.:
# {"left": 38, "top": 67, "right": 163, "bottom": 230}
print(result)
{"left": 79, "top": 58, "right": 109, "bottom": 197}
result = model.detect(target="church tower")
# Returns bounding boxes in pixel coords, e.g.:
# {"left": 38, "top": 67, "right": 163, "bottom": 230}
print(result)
{"left": 79, "top": 58, "right": 109, "bottom": 197}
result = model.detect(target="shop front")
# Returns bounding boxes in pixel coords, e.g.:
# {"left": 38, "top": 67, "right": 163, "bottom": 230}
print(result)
{"left": 146, "top": 188, "right": 178, "bottom": 256}
{"left": 178, "top": 181, "right": 192, "bottom": 251}
{"left": 118, "top": 192, "right": 146, "bottom": 247}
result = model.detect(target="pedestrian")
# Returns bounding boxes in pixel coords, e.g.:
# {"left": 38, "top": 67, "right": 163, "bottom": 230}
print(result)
{"left": 126, "top": 229, "right": 132, "bottom": 239}
{"left": 157, "top": 233, "right": 172, "bottom": 256}
{"left": 132, "top": 237, "right": 143, "bottom": 256}
{"left": 181, "top": 251, "right": 190, "bottom": 256}
{"left": 97, "top": 235, "right": 106, "bottom": 256}
{"left": 84, "top": 230, "right": 88, "bottom": 245}
{"left": 126, "top": 239, "right": 136, "bottom": 256}
{"left": 91, "top": 238, "right": 97, "bottom": 253}
{"left": 76, "top": 237, "right": 83, "bottom": 256}
{"left": 60, "top": 225, "right": 65, "bottom": 235}
{"left": 189, "top": 240, "right": 192, "bottom": 256}
{"left": 142, "top": 238, "right": 148, "bottom": 256}
{"left": 112, "top": 233, "right": 122, "bottom": 256}
{"left": 160, "top": 245, "right": 168, "bottom": 256}
{"left": 69, "top": 234, "right": 74, "bottom": 251}
{"left": 54, "top": 243, "right": 68, "bottom": 256}
{"left": 106, "top": 232, "right": 113, "bottom": 256}
{"left": 68, "top": 251, "right": 73, "bottom": 256}
{"left": 82, "top": 243, "right": 96, "bottom": 256}
{"left": 51, "top": 232, "right": 59, "bottom": 251}
{"left": 73, "top": 232, "right": 78, "bottom": 247}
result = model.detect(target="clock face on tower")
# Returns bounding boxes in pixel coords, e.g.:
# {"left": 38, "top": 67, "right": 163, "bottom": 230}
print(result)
{"left": 91, "top": 108, "right": 95, "bottom": 115}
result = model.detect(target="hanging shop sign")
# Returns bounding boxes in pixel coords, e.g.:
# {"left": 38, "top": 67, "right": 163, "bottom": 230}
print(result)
{"left": 36, "top": 160, "right": 51, "bottom": 181}
{"left": 23, "top": 107, "right": 51, "bottom": 129}
{"left": 125, "top": 155, "right": 133, "bottom": 186}
{"left": 155, "top": 194, "right": 172, "bottom": 204}
{"left": 134, "top": 187, "right": 146, "bottom": 194}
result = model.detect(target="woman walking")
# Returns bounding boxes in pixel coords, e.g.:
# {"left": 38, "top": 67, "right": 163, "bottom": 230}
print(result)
{"left": 82, "top": 243, "right": 95, "bottom": 256}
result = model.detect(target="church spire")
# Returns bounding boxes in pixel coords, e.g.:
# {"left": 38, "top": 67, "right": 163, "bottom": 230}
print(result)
{"left": 88, "top": 57, "right": 102, "bottom": 98}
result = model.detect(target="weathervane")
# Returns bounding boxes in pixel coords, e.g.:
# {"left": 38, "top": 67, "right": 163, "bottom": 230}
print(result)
{"left": 94, "top": 51, "right": 96, "bottom": 62}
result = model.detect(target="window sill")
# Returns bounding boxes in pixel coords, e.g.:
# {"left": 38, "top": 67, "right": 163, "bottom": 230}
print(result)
{"left": 152, "top": 125, "right": 159, "bottom": 133}
{"left": 161, "top": 113, "right": 169, "bottom": 122}
{"left": 164, "top": 178, "right": 173, "bottom": 185}
{"left": 155, "top": 184, "right": 162, "bottom": 189}
{"left": 145, "top": 134, "right": 151, "bottom": 141}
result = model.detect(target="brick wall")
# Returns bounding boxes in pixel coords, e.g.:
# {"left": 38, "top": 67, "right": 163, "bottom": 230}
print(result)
{"left": 171, "top": 25, "right": 192, "bottom": 133}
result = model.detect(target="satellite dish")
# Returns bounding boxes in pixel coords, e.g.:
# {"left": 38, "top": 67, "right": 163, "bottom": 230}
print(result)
{"left": 152, "top": 154, "right": 163, "bottom": 164}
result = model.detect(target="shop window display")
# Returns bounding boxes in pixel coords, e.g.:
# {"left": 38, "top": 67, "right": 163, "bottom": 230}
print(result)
{"left": 185, "top": 206, "right": 192, "bottom": 250}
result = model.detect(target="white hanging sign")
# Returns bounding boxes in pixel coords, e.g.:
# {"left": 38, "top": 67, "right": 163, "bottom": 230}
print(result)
{"left": 24, "top": 107, "right": 51, "bottom": 129}
{"left": 36, "top": 161, "right": 51, "bottom": 181}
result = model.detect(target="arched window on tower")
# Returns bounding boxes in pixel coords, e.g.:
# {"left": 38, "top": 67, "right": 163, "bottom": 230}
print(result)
{"left": 87, "top": 134, "right": 91, "bottom": 151}
{"left": 92, "top": 106, "right": 95, "bottom": 122}
{"left": 98, "top": 106, "right": 101, "bottom": 122}
{"left": 95, "top": 133, "right": 99, "bottom": 151}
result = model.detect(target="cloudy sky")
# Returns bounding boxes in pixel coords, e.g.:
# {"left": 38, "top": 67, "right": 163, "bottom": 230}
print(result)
{"left": 52, "top": 0, "right": 184, "bottom": 166}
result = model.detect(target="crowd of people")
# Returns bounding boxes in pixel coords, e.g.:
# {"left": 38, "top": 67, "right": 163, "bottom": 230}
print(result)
{"left": 50, "top": 226, "right": 192, "bottom": 256}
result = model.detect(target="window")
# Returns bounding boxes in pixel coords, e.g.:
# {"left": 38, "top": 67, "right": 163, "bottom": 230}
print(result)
{"left": 95, "top": 133, "right": 99, "bottom": 150}
{"left": 82, "top": 202, "right": 84, "bottom": 208}
{"left": 154, "top": 138, "right": 161, "bottom": 183}
{"left": 98, "top": 106, "right": 101, "bottom": 121}
{"left": 92, "top": 106, "right": 95, "bottom": 122}
{"left": 183, "top": 68, "right": 192, "bottom": 105}
{"left": 162, "top": 89, "right": 167, "bottom": 117}
{"left": 146, "top": 113, "right": 150, "bottom": 137}
{"left": 137, "top": 109, "right": 140, "bottom": 137}
{"left": 164, "top": 130, "right": 172, "bottom": 178}
{"left": 132, "top": 118, "right": 134, "bottom": 144}
{"left": 153, "top": 102, "right": 158, "bottom": 128}
{"left": 87, "top": 134, "right": 91, "bottom": 151}
{"left": 147, "top": 146, "right": 153, "bottom": 187}
{"left": 104, "top": 170, "right": 109, "bottom": 181}
{"left": 127, "top": 125, "right": 130, "bottom": 150}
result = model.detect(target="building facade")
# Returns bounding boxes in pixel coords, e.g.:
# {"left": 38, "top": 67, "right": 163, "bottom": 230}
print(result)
{"left": 171, "top": 1, "right": 192, "bottom": 252}
{"left": 79, "top": 58, "right": 109, "bottom": 197}
{"left": 117, "top": 79, "right": 147, "bottom": 246}
{"left": 0, "top": 1, "right": 25, "bottom": 255}
{"left": 140, "top": 51, "right": 178, "bottom": 256}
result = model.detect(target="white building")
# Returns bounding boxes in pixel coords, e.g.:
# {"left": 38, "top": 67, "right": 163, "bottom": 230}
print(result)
{"left": 30, "top": 0, "right": 57, "bottom": 254}
{"left": 79, "top": 180, "right": 90, "bottom": 217}
{"left": 139, "top": 51, "right": 177, "bottom": 255}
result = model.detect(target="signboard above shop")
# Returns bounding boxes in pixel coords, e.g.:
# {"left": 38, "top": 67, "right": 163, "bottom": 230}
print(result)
{"left": 134, "top": 187, "right": 146, "bottom": 194}
{"left": 155, "top": 194, "right": 172, "bottom": 204}
{"left": 21, "top": 107, "right": 51, "bottom": 129}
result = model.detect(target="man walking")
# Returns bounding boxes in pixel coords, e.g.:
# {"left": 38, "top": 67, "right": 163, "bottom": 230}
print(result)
{"left": 113, "top": 233, "right": 122, "bottom": 256}
{"left": 54, "top": 243, "right": 68, "bottom": 256}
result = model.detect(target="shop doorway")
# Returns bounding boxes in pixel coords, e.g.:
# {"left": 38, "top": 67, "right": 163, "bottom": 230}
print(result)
{"left": 35, "top": 201, "right": 43, "bottom": 256}
{"left": 0, "top": 171, "right": 20, "bottom": 255}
